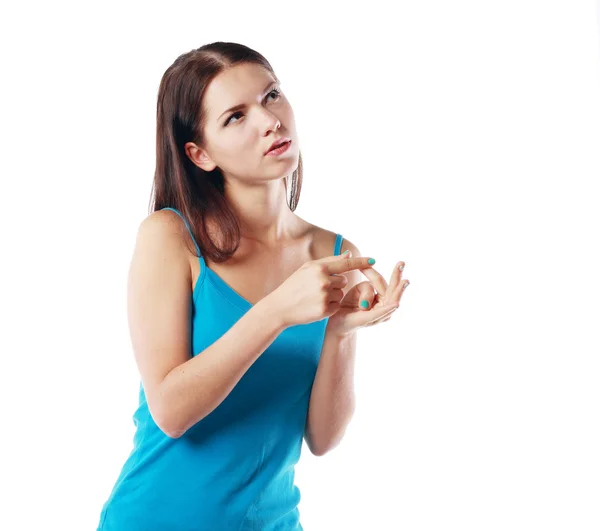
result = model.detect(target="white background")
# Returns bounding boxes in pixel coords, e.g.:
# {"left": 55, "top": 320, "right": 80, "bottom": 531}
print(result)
{"left": 2, "top": 1, "right": 599, "bottom": 529}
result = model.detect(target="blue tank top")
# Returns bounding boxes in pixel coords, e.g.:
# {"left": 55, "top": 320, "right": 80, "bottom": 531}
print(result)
{"left": 97, "top": 207, "right": 344, "bottom": 530}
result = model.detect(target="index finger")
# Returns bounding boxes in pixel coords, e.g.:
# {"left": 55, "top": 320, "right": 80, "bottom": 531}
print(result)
{"left": 359, "top": 266, "right": 389, "bottom": 297}
{"left": 324, "top": 256, "right": 376, "bottom": 275}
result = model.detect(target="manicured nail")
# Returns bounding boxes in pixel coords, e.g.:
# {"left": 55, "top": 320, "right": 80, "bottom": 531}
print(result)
{"left": 360, "top": 300, "right": 369, "bottom": 309}
{"left": 343, "top": 250, "right": 350, "bottom": 255}
{"left": 403, "top": 282, "right": 410, "bottom": 290}
{"left": 368, "top": 258, "right": 376, "bottom": 265}
{"left": 398, "top": 263, "right": 404, "bottom": 271}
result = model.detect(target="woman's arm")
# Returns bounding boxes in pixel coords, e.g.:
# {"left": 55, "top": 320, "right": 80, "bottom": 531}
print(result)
{"left": 304, "top": 238, "right": 361, "bottom": 455}
{"left": 127, "top": 211, "right": 286, "bottom": 438}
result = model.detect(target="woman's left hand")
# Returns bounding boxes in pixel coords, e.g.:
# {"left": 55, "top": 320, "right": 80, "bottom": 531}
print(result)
{"left": 326, "top": 250, "right": 409, "bottom": 337}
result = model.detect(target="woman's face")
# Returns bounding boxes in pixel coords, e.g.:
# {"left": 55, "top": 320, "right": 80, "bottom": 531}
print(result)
{"left": 186, "top": 63, "right": 299, "bottom": 182}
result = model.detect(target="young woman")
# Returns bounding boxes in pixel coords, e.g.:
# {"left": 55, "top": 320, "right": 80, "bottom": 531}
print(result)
{"left": 97, "top": 41, "right": 409, "bottom": 530}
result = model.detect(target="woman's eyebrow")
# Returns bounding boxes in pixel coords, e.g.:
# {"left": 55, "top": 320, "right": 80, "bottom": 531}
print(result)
{"left": 218, "top": 81, "right": 278, "bottom": 120}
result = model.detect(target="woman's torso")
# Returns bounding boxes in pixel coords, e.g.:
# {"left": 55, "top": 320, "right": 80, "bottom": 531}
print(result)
{"left": 97, "top": 208, "right": 345, "bottom": 531}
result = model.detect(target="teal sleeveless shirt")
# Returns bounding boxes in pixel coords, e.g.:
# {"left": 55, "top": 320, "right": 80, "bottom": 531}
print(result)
{"left": 97, "top": 207, "right": 344, "bottom": 530}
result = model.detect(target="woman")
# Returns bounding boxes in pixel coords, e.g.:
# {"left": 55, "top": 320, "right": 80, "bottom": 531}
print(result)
{"left": 97, "top": 41, "right": 409, "bottom": 530}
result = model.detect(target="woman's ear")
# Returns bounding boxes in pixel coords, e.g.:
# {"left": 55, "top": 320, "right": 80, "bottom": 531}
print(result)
{"left": 184, "top": 142, "right": 217, "bottom": 172}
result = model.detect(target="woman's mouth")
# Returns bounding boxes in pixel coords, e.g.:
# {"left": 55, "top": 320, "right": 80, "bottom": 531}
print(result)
{"left": 265, "top": 140, "right": 291, "bottom": 156}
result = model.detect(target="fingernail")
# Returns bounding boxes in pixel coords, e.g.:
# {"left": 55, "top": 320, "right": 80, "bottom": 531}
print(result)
{"left": 360, "top": 300, "right": 369, "bottom": 309}
{"left": 368, "top": 258, "right": 376, "bottom": 265}
{"left": 403, "top": 282, "right": 409, "bottom": 290}
{"left": 398, "top": 263, "right": 404, "bottom": 271}
{"left": 342, "top": 250, "right": 350, "bottom": 255}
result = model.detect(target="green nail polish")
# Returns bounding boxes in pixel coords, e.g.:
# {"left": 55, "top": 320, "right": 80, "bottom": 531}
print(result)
{"left": 360, "top": 300, "right": 369, "bottom": 309}
{"left": 368, "top": 258, "right": 376, "bottom": 265}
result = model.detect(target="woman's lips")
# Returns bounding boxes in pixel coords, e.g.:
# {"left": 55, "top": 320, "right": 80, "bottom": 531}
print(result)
{"left": 265, "top": 140, "right": 291, "bottom": 156}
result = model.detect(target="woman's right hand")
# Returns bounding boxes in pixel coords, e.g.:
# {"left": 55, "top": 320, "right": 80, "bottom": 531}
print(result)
{"left": 266, "top": 253, "right": 376, "bottom": 328}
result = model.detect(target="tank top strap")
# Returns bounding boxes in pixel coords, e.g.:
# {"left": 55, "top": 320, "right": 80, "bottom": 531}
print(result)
{"left": 160, "top": 207, "right": 203, "bottom": 259}
{"left": 334, "top": 233, "right": 344, "bottom": 255}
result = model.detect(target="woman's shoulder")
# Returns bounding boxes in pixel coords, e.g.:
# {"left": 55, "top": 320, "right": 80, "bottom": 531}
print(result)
{"left": 304, "top": 220, "right": 360, "bottom": 258}
{"left": 141, "top": 208, "right": 186, "bottom": 234}
{"left": 141, "top": 209, "right": 202, "bottom": 250}
{"left": 134, "top": 210, "right": 198, "bottom": 267}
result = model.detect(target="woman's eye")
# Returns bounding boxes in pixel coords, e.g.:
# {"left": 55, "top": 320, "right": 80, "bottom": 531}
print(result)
{"left": 224, "top": 88, "right": 281, "bottom": 126}
{"left": 267, "top": 88, "right": 281, "bottom": 101}
{"left": 225, "top": 111, "right": 243, "bottom": 126}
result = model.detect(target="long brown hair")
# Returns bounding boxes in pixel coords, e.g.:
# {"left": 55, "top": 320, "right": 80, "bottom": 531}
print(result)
{"left": 148, "top": 41, "right": 303, "bottom": 263}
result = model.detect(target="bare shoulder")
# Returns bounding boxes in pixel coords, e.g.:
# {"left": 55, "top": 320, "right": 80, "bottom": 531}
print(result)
{"left": 135, "top": 209, "right": 197, "bottom": 260}
{"left": 306, "top": 222, "right": 362, "bottom": 258}
{"left": 139, "top": 209, "right": 190, "bottom": 241}
{"left": 130, "top": 210, "right": 195, "bottom": 285}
